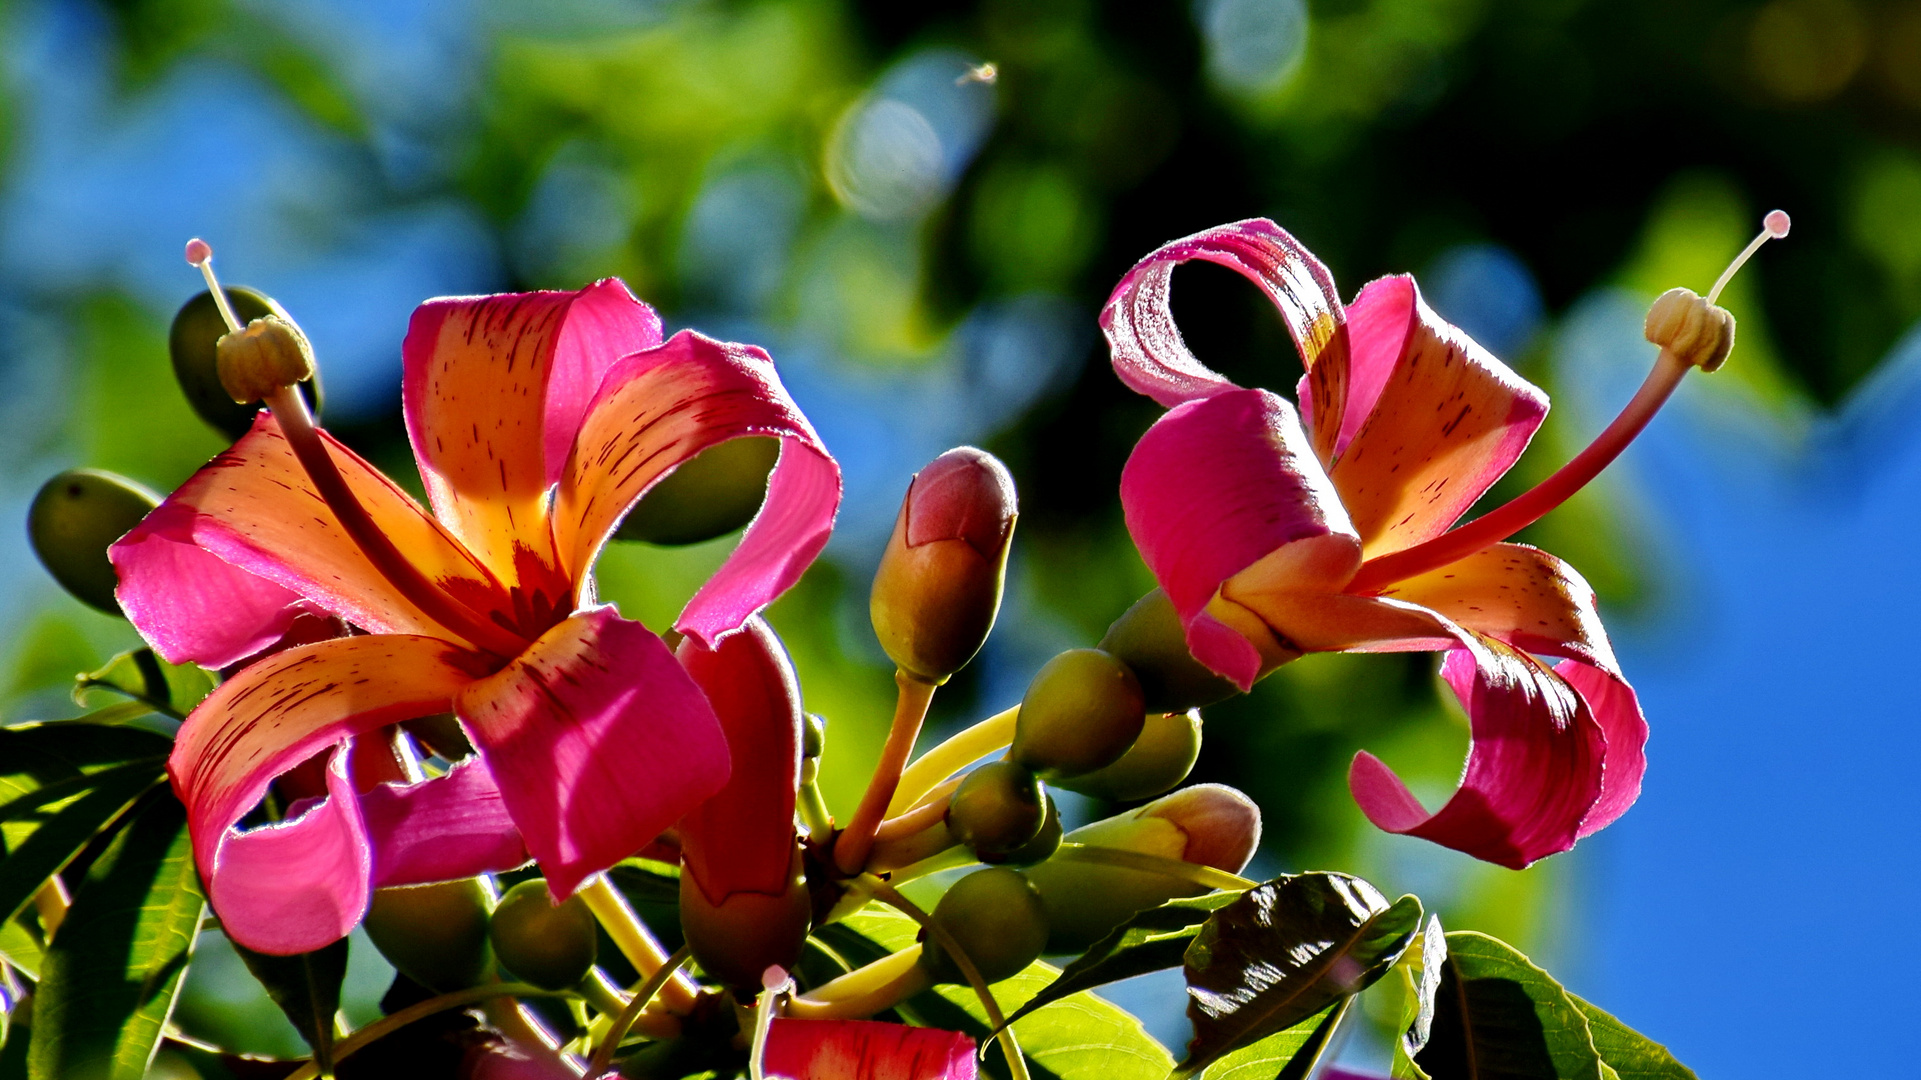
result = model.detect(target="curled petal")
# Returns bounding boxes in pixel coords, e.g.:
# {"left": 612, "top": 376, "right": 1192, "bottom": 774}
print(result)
{"left": 1100, "top": 218, "right": 1350, "bottom": 461}
{"left": 109, "top": 505, "right": 305, "bottom": 668}
{"left": 553, "top": 330, "right": 840, "bottom": 646}
{"left": 361, "top": 757, "right": 531, "bottom": 888}
{"left": 455, "top": 608, "right": 731, "bottom": 898}
{"left": 1331, "top": 276, "right": 1548, "bottom": 558}
{"left": 1120, "top": 388, "right": 1354, "bottom": 688}
{"left": 1347, "top": 638, "right": 1608, "bottom": 869}
{"left": 1558, "top": 660, "right": 1647, "bottom": 837}
{"left": 764, "top": 1019, "right": 978, "bottom": 1080}
{"left": 212, "top": 746, "right": 369, "bottom": 954}
{"left": 1374, "top": 543, "right": 1619, "bottom": 673}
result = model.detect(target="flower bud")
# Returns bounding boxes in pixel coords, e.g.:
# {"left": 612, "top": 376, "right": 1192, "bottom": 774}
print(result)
{"left": 488, "top": 879, "right": 597, "bottom": 991}
{"left": 1644, "top": 287, "right": 1736, "bottom": 372}
{"left": 217, "top": 315, "right": 315, "bottom": 405}
{"left": 1054, "top": 709, "right": 1202, "bottom": 802}
{"left": 170, "top": 287, "right": 321, "bottom": 437}
{"left": 1099, "top": 590, "right": 1239, "bottom": 713}
{"left": 679, "top": 844, "right": 813, "bottom": 994}
{"left": 29, "top": 469, "right": 158, "bottom": 614}
{"left": 981, "top": 792, "right": 1062, "bottom": 867}
{"left": 1012, "top": 649, "right": 1146, "bottom": 780}
{"left": 1024, "top": 784, "right": 1260, "bottom": 953}
{"left": 918, "top": 867, "right": 1048, "bottom": 984}
{"left": 870, "top": 447, "right": 1017, "bottom": 684}
{"left": 363, "top": 878, "right": 495, "bottom": 992}
{"left": 617, "top": 435, "right": 781, "bottom": 546}
{"left": 946, "top": 761, "right": 1046, "bottom": 858}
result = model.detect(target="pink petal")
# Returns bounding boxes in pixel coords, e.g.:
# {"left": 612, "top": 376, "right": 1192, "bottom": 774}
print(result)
{"left": 676, "top": 616, "right": 802, "bottom": 902}
{"left": 1374, "top": 543, "right": 1618, "bottom": 673}
{"left": 212, "top": 745, "right": 370, "bottom": 954}
{"left": 454, "top": 608, "right": 731, "bottom": 898}
{"left": 1347, "top": 638, "right": 1608, "bottom": 869}
{"left": 109, "top": 501, "right": 305, "bottom": 668}
{"left": 551, "top": 329, "right": 841, "bottom": 647}
{"left": 764, "top": 1019, "right": 977, "bottom": 1080}
{"left": 1330, "top": 276, "right": 1548, "bottom": 557}
{"left": 1100, "top": 218, "right": 1351, "bottom": 461}
{"left": 1119, "top": 388, "right": 1355, "bottom": 689}
{"left": 1558, "top": 660, "right": 1647, "bottom": 838}
{"left": 361, "top": 757, "right": 531, "bottom": 888}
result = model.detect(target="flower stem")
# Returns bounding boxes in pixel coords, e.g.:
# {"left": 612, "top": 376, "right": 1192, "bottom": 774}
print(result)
{"left": 786, "top": 945, "right": 933, "bottom": 1020}
{"left": 887, "top": 706, "right": 1018, "bottom": 816}
{"left": 1050, "top": 843, "right": 1257, "bottom": 892}
{"left": 835, "top": 672, "right": 939, "bottom": 874}
{"left": 281, "top": 982, "right": 567, "bottom": 1080}
{"left": 885, "top": 846, "right": 979, "bottom": 886}
{"left": 578, "top": 876, "right": 698, "bottom": 1014}
{"left": 587, "top": 944, "right": 690, "bottom": 1079}
{"left": 872, "top": 777, "right": 960, "bottom": 843}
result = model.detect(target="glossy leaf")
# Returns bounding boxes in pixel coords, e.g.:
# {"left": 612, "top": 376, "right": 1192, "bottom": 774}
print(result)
{"left": 231, "top": 935, "right": 350, "bottom": 1069}
{"left": 1413, "top": 932, "right": 1605, "bottom": 1080}
{"left": 27, "top": 793, "right": 204, "bottom": 1080}
{"left": 1405, "top": 915, "right": 1447, "bottom": 1060}
{"left": 1568, "top": 995, "right": 1696, "bottom": 1080}
{"left": 72, "top": 647, "right": 215, "bottom": 720}
{"left": 0, "top": 918, "right": 42, "bottom": 980}
{"left": 1201, "top": 1000, "right": 1346, "bottom": 1080}
{"left": 1177, "top": 873, "right": 1421, "bottom": 1078}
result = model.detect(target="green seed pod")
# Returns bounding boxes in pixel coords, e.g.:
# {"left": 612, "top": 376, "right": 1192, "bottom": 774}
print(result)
{"left": 1012, "top": 649, "right": 1147, "bottom": 780}
{"left": 981, "top": 792, "right": 1062, "bottom": 867}
{"left": 1099, "top": 590, "right": 1240, "bottom": 713}
{"left": 617, "top": 435, "right": 781, "bottom": 545}
{"left": 1054, "top": 709, "right": 1202, "bottom": 802}
{"left": 363, "top": 878, "right": 495, "bottom": 992}
{"left": 488, "top": 879, "right": 598, "bottom": 991}
{"left": 170, "top": 287, "right": 321, "bottom": 438}
{"left": 28, "top": 469, "right": 159, "bottom": 614}
{"left": 946, "top": 761, "right": 1045, "bottom": 858}
{"left": 918, "top": 867, "right": 1047, "bottom": 985}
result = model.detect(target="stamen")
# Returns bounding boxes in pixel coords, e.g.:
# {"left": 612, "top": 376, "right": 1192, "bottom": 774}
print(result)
{"left": 1705, "top": 210, "right": 1791, "bottom": 305}
{"left": 185, "top": 238, "right": 245, "bottom": 334}
{"left": 748, "top": 965, "right": 793, "bottom": 1080}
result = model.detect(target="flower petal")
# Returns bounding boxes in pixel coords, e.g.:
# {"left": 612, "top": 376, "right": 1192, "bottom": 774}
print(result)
{"left": 1347, "top": 638, "right": 1607, "bottom": 869}
{"left": 402, "top": 281, "right": 663, "bottom": 587}
{"left": 765, "top": 1019, "right": 978, "bottom": 1080}
{"left": 361, "top": 757, "right": 531, "bottom": 888}
{"left": 1330, "top": 276, "right": 1548, "bottom": 558}
{"left": 109, "top": 502, "right": 306, "bottom": 668}
{"left": 454, "top": 607, "right": 731, "bottom": 898}
{"left": 675, "top": 616, "right": 802, "bottom": 902}
{"left": 212, "top": 745, "right": 369, "bottom": 954}
{"left": 552, "top": 330, "right": 840, "bottom": 646}
{"left": 118, "top": 413, "right": 508, "bottom": 649}
{"left": 1120, "top": 388, "right": 1355, "bottom": 689}
{"left": 1100, "top": 218, "right": 1351, "bottom": 461}
{"left": 1558, "top": 660, "right": 1647, "bottom": 838}
{"left": 1373, "top": 543, "right": 1618, "bottom": 672}
{"left": 168, "top": 634, "right": 484, "bottom": 950}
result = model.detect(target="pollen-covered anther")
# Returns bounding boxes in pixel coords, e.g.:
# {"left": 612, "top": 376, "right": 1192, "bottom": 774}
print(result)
{"left": 1643, "top": 287, "right": 1736, "bottom": 373}
{"left": 216, "top": 315, "right": 316, "bottom": 404}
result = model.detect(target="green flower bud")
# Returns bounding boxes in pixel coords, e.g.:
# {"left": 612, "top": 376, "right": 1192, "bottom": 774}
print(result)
{"left": 1025, "top": 784, "right": 1259, "bottom": 953}
{"left": 1054, "top": 709, "right": 1202, "bottom": 802}
{"left": 616, "top": 435, "right": 780, "bottom": 545}
{"left": 918, "top": 867, "right": 1048, "bottom": 985}
{"left": 363, "top": 878, "right": 495, "bottom": 992}
{"left": 170, "top": 288, "right": 321, "bottom": 438}
{"left": 981, "top": 792, "right": 1062, "bottom": 867}
{"left": 946, "top": 761, "right": 1045, "bottom": 858}
{"left": 870, "top": 447, "right": 1017, "bottom": 684}
{"left": 217, "top": 315, "right": 315, "bottom": 405}
{"left": 1012, "top": 649, "right": 1146, "bottom": 780}
{"left": 802, "top": 712, "right": 827, "bottom": 760}
{"left": 1098, "top": 590, "right": 1239, "bottom": 713}
{"left": 489, "top": 879, "right": 598, "bottom": 991}
{"left": 28, "top": 469, "right": 158, "bottom": 614}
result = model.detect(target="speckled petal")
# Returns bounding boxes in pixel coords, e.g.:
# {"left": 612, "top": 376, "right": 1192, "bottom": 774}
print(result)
{"left": 765, "top": 1019, "right": 977, "bottom": 1080}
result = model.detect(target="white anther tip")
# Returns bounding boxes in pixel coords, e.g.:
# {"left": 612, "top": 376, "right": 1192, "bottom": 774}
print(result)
{"left": 1764, "top": 210, "right": 1791, "bottom": 238}
{"left": 184, "top": 238, "right": 212, "bottom": 267}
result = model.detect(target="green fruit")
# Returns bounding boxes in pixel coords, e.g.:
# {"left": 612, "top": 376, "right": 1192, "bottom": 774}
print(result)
{"left": 28, "top": 469, "right": 158, "bottom": 614}
{"left": 1055, "top": 709, "right": 1202, "bottom": 801}
{"left": 981, "top": 792, "right": 1062, "bottom": 867}
{"left": 1012, "top": 649, "right": 1147, "bottom": 780}
{"left": 918, "top": 867, "right": 1048, "bottom": 984}
{"left": 488, "top": 879, "right": 598, "bottom": 990}
{"left": 616, "top": 436, "right": 780, "bottom": 545}
{"left": 363, "top": 878, "right": 494, "bottom": 992}
{"left": 946, "top": 761, "right": 1045, "bottom": 858}
{"left": 170, "top": 287, "right": 321, "bottom": 438}
{"left": 1099, "top": 590, "right": 1239, "bottom": 713}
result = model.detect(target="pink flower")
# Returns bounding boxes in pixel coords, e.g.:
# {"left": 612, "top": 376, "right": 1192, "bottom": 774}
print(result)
{"left": 111, "top": 280, "right": 841, "bottom": 953}
{"left": 764, "top": 1018, "right": 977, "bottom": 1080}
{"left": 1103, "top": 220, "right": 1646, "bottom": 869}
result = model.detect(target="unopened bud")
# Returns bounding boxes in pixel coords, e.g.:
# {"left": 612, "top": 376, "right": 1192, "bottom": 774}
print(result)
{"left": 1055, "top": 709, "right": 1202, "bottom": 801}
{"left": 1013, "top": 649, "right": 1147, "bottom": 780}
{"left": 981, "top": 792, "right": 1062, "bottom": 867}
{"left": 1099, "top": 590, "right": 1240, "bottom": 712}
{"left": 617, "top": 435, "right": 781, "bottom": 545}
{"left": 918, "top": 867, "right": 1048, "bottom": 984}
{"left": 1644, "top": 287, "right": 1736, "bottom": 372}
{"left": 1025, "top": 784, "right": 1260, "bottom": 953}
{"left": 870, "top": 447, "right": 1017, "bottom": 683}
{"left": 171, "top": 287, "right": 321, "bottom": 437}
{"left": 363, "top": 878, "right": 495, "bottom": 992}
{"left": 29, "top": 469, "right": 159, "bottom": 614}
{"left": 489, "top": 879, "right": 597, "bottom": 991}
{"left": 679, "top": 845, "right": 813, "bottom": 993}
{"left": 217, "top": 315, "right": 315, "bottom": 405}
{"left": 946, "top": 761, "right": 1046, "bottom": 858}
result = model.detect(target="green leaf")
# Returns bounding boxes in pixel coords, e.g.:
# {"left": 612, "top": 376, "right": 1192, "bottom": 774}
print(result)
{"left": 1415, "top": 932, "right": 1606, "bottom": 1080}
{"left": 1392, "top": 913, "right": 1447, "bottom": 1078}
{"left": 1177, "top": 873, "right": 1422, "bottom": 1079}
{"left": 1002, "top": 890, "right": 1243, "bottom": 1031}
{"left": 27, "top": 793, "right": 204, "bottom": 1080}
{"left": 231, "top": 935, "right": 350, "bottom": 1070}
{"left": 0, "top": 918, "right": 44, "bottom": 980}
{"left": 1568, "top": 995, "right": 1696, "bottom": 1080}
{"left": 1200, "top": 1000, "right": 1347, "bottom": 1080}
{"left": 72, "top": 648, "right": 214, "bottom": 721}
{"left": 0, "top": 764, "right": 168, "bottom": 931}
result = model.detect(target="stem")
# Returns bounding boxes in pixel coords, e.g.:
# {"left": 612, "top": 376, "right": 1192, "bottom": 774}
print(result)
{"left": 1051, "top": 844, "right": 1257, "bottom": 892}
{"left": 1346, "top": 350, "right": 1691, "bottom": 595}
{"left": 587, "top": 945, "right": 690, "bottom": 1079}
{"left": 888, "top": 706, "right": 1018, "bottom": 816}
{"left": 872, "top": 777, "right": 960, "bottom": 843}
{"left": 835, "top": 672, "right": 939, "bottom": 874}
{"left": 262, "top": 385, "right": 528, "bottom": 659}
{"left": 577, "top": 967, "right": 629, "bottom": 1019}
{"left": 861, "top": 876, "right": 1032, "bottom": 1080}
{"left": 786, "top": 946, "right": 933, "bottom": 1020}
{"left": 797, "top": 768, "right": 835, "bottom": 844}
{"left": 885, "top": 845, "right": 979, "bottom": 886}
{"left": 282, "top": 983, "right": 567, "bottom": 1080}
{"left": 578, "top": 877, "right": 698, "bottom": 1014}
